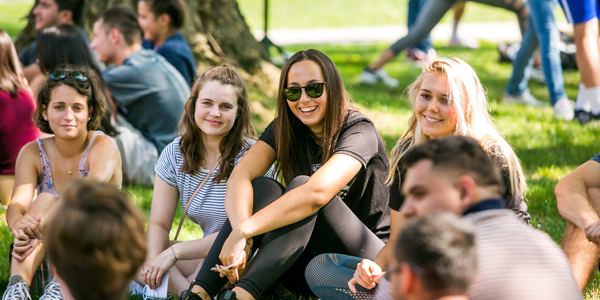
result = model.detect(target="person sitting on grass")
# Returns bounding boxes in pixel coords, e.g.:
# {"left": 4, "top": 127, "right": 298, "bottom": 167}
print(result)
{"left": 3, "top": 66, "right": 122, "bottom": 300}
{"left": 305, "top": 57, "right": 529, "bottom": 300}
{"left": 381, "top": 136, "right": 580, "bottom": 300}
{"left": 184, "top": 48, "right": 391, "bottom": 300}
{"left": 555, "top": 152, "right": 600, "bottom": 290}
{"left": 138, "top": 0, "right": 196, "bottom": 86}
{"left": 389, "top": 213, "right": 477, "bottom": 300}
{"left": 44, "top": 180, "right": 147, "bottom": 300}
{"left": 139, "top": 65, "right": 272, "bottom": 298}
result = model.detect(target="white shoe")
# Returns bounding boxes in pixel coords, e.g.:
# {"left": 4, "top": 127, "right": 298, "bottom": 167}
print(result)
{"left": 39, "top": 281, "right": 64, "bottom": 300}
{"left": 553, "top": 99, "right": 575, "bottom": 121}
{"left": 529, "top": 67, "right": 546, "bottom": 84}
{"left": 2, "top": 275, "right": 31, "bottom": 300}
{"left": 359, "top": 68, "right": 399, "bottom": 87}
{"left": 448, "top": 36, "right": 480, "bottom": 49}
{"left": 503, "top": 90, "right": 547, "bottom": 107}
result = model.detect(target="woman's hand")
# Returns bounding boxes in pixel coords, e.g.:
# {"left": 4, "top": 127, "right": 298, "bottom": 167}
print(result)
{"left": 347, "top": 259, "right": 384, "bottom": 293}
{"left": 11, "top": 215, "right": 42, "bottom": 240}
{"left": 12, "top": 235, "right": 40, "bottom": 262}
{"left": 213, "top": 237, "right": 253, "bottom": 284}
{"left": 142, "top": 247, "right": 177, "bottom": 290}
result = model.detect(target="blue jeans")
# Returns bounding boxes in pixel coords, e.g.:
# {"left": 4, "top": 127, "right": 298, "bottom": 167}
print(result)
{"left": 506, "top": 0, "right": 567, "bottom": 105}
{"left": 408, "top": 0, "right": 433, "bottom": 53}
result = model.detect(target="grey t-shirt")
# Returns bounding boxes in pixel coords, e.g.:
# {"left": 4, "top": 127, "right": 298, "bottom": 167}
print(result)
{"left": 103, "top": 49, "right": 189, "bottom": 153}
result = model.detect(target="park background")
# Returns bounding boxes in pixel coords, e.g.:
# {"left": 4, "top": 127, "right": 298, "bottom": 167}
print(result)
{"left": 0, "top": 0, "right": 599, "bottom": 298}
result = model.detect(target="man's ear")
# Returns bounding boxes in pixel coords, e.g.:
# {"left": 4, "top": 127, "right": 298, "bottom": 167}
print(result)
{"left": 158, "top": 13, "right": 171, "bottom": 27}
{"left": 399, "top": 263, "right": 417, "bottom": 295}
{"left": 109, "top": 28, "right": 121, "bottom": 44}
{"left": 456, "top": 175, "right": 477, "bottom": 209}
{"left": 57, "top": 10, "right": 73, "bottom": 24}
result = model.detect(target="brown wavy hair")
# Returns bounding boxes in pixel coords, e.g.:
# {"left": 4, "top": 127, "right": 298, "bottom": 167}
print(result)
{"left": 33, "top": 65, "right": 106, "bottom": 134}
{"left": 178, "top": 65, "right": 255, "bottom": 182}
{"left": 275, "top": 49, "right": 351, "bottom": 186}
{"left": 0, "top": 29, "right": 27, "bottom": 97}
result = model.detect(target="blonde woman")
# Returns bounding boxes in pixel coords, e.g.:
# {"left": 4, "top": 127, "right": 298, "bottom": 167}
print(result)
{"left": 306, "top": 57, "right": 528, "bottom": 300}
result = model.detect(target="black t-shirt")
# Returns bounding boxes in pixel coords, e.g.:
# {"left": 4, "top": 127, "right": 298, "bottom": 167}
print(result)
{"left": 388, "top": 143, "right": 530, "bottom": 223}
{"left": 259, "top": 110, "right": 391, "bottom": 241}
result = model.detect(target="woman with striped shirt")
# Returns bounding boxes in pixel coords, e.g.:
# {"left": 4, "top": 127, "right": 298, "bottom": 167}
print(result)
{"left": 141, "top": 65, "right": 267, "bottom": 296}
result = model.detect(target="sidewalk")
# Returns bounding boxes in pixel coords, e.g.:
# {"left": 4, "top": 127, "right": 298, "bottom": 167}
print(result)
{"left": 253, "top": 21, "right": 572, "bottom": 46}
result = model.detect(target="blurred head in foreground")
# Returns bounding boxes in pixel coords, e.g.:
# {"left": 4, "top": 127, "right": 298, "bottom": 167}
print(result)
{"left": 45, "top": 180, "right": 147, "bottom": 300}
{"left": 391, "top": 212, "right": 477, "bottom": 300}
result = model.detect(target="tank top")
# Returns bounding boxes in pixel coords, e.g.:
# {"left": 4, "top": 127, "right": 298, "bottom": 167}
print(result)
{"left": 36, "top": 131, "right": 104, "bottom": 199}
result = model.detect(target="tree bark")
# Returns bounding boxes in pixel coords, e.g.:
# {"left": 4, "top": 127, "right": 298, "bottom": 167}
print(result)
{"left": 15, "top": 0, "right": 278, "bottom": 86}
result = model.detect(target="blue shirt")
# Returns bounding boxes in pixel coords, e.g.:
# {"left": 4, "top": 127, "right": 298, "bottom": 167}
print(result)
{"left": 142, "top": 31, "right": 196, "bottom": 86}
{"left": 592, "top": 152, "right": 600, "bottom": 163}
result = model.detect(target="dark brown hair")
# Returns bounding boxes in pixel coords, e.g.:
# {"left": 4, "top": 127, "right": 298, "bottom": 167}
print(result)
{"left": 275, "top": 49, "right": 351, "bottom": 185}
{"left": 55, "top": 0, "right": 85, "bottom": 26}
{"left": 140, "top": 0, "right": 186, "bottom": 29}
{"left": 96, "top": 4, "right": 142, "bottom": 46}
{"left": 0, "top": 29, "right": 27, "bottom": 97}
{"left": 33, "top": 65, "right": 106, "bottom": 134}
{"left": 178, "top": 65, "right": 255, "bottom": 182}
{"left": 45, "top": 180, "right": 147, "bottom": 300}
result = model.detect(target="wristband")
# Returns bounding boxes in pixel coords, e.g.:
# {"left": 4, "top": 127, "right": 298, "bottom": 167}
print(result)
{"left": 170, "top": 246, "right": 178, "bottom": 262}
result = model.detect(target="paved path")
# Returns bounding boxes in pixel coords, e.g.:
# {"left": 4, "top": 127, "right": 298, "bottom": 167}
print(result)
{"left": 253, "top": 21, "right": 572, "bottom": 46}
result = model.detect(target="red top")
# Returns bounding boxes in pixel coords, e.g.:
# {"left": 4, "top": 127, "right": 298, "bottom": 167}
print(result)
{"left": 0, "top": 89, "right": 40, "bottom": 175}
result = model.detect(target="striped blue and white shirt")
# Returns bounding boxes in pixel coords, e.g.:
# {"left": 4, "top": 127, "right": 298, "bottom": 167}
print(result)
{"left": 155, "top": 137, "right": 272, "bottom": 236}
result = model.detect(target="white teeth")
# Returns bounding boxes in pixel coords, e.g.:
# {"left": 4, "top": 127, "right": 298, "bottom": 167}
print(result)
{"left": 424, "top": 116, "right": 441, "bottom": 122}
{"left": 300, "top": 106, "right": 317, "bottom": 113}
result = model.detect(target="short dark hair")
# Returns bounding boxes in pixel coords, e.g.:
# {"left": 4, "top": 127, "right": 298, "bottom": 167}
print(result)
{"left": 33, "top": 65, "right": 106, "bottom": 134}
{"left": 45, "top": 180, "right": 147, "bottom": 300}
{"left": 395, "top": 212, "right": 477, "bottom": 295}
{"left": 401, "top": 136, "right": 504, "bottom": 194}
{"left": 55, "top": 0, "right": 85, "bottom": 26}
{"left": 36, "top": 24, "right": 102, "bottom": 74}
{"left": 140, "top": 0, "right": 186, "bottom": 29}
{"left": 96, "top": 4, "right": 141, "bottom": 46}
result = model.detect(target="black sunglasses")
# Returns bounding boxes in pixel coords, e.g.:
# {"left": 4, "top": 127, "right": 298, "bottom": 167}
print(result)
{"left": 283, "top": 82, "right": 326, "bottom": 102}
{"left": 49, "top": 70, "right": 89, "bottom": 82}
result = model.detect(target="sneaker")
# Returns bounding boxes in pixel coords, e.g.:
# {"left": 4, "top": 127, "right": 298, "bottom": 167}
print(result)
{"left": 503, "top": 90, "right": 546, "bottom": 107}
{"left": 38, "top": 281, "right": 63, "bottom": 300}
{"left": 406, "top": 48, "right": 428, "bottom": 68}
{"left": 359, "top": 67, "right": 399, "bottom": 87}
{"left": 2, "top": 275, "right": 31, "bottom": 300}
{"left": 575, "top": 110, "right": 593, "bottom": 125}
{"left": 217, "top": 291, "right": 239, "bottom": 300}
{"left": 448, "top": 36, "right": 480, "bottom": 49}
{"left": 529, "top": 67, "right": 546, "bottom": 84}
{"left": 553, "top": 99, "right": 574, "bottom": 121}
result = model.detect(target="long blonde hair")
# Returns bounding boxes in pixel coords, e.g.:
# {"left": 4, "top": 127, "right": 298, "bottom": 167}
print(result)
{"left": 388, "top": 57, "right": 526, "bottom": 196}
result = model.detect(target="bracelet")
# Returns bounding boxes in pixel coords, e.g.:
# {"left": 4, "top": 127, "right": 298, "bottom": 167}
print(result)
{"left": 170, "top": 246, "right": 178, "bottom": 262}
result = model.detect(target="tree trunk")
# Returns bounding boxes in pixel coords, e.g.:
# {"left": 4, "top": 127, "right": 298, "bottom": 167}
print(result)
{"left": 16, "top": 0, "right": 279, "bottom": 93}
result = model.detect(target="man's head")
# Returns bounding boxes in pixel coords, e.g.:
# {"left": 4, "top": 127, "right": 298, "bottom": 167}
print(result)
{"left": 32, "top": 0, "right": 84, "bottom": 31}
{"left": 400, "top": 136, "right": 504, "bottom": 217}
{"left": 90, "top": 4, "right": 141, "bottom": 64}
{"left": 44, "top": 180, "right": 147, "bottom": 300}
{"left": 391, "top": 212, "right": 477, "bottom": 300}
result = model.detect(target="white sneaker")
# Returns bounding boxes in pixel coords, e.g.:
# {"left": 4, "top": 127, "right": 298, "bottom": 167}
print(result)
{"left": 529, "top": 67, "right": 546, "bottom": 84}
{"left": 503, "top": 90, "right": 547, "bottom": 107}
{"left": 448, "top": 36, "right": 480, "bottom": 49}
{"left": 2, "top": 275, "right": 31, "bottom": 300}
{"left": 553, "top": 99, "right": 574, "bottom": 121}
{"left": 359, "top": 68, "right": 399, "bottom": 87}
{"left": 39, "top": 281, "right": 64, "bottom": 300}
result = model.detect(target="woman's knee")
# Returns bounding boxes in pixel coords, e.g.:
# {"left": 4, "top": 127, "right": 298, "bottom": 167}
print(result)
{"left": 287, "top": 175, "right": 310, "bottom": 191}
{"left": 251, "top": 177, "right": 285, "bottom": 212}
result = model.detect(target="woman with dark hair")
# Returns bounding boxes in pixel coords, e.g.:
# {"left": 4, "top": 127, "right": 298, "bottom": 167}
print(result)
{"left": 33, "top": 24, "right": 118, "bottom": 137}
{"left": 138, "top": 0, "right": 196, "bottom": 85}
{"left": 184, "top": 49, "right": 390, "bottom": 300}
{"left": 4, "top": 66, "right": 122, "bottom": 300}
{"left": 0, "top": 29, "right": 40, "bottom": 208}
{"left": 140, "top": 65, "right": 272, "bottom": 297}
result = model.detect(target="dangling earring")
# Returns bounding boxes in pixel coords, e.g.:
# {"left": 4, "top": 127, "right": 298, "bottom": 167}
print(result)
{"left": 43, "top": 117, "right": 47, "bottom": 120}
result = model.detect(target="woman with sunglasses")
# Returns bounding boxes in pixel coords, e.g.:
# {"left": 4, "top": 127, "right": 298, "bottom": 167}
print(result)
{"left": 0, "top": 29, "right": 40, "bottom": 209}
{"left": 184, "top": 49, "right": 390, "bottom": 300}
{"left": 4, "top": 66, "right": 122, "bottom": 300}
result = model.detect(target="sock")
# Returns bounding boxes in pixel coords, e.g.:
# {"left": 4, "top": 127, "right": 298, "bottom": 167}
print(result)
{"left": 576, "top": 83, "right": 591, "bottom": 112}
{"left": 451, "top": 20, "right": 460, "bottom": 40}
{"left": 587, "top": 86, "right": 600, "bottom": 115}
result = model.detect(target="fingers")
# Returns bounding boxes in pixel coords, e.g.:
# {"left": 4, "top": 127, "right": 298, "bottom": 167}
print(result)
{"left": 12, "top": 251, "right": 24, "bottom": 262}
{"left": 347, "top": 277, "right": 358, "bottom": 293}
{"left": 155, "top": 269, "right": 164, "bottom": 289}
{"left": 13, "top": 242, "right": 33, "bottom": 254}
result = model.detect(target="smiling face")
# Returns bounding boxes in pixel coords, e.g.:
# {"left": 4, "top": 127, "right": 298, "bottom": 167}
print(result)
{"left": 286, "top": 60, "right": 328, "bottom": 136}
{"left": 137, "top": 1, "right": 162, "bottom": 43}
{"left": 414, "top": 73, "right": 458, "bottom": 138}
{"left": 194, "top": 80, "right": 239, "bottom": 141}
{"left": 43, "top": 85, "right": 90, "bottom": 138}
{"left": 90, "top": 20, "right": 115, "bottom": 64}
{"left": 33, "top": 0, "right": 60, "bottom": 30}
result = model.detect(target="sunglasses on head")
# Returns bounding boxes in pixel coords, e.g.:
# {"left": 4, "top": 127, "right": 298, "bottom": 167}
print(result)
{"left": 49, "top": 70, "right": 89, "bottom": 82}
{"left": 283, "top": 82, "right": 326, "bottom": 102}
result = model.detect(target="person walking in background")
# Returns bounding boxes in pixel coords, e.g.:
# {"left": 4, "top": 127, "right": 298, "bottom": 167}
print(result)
{"left": 44, "top": 180, "right": 147, "bottom": 300}
{"left": 0, "top": 29, "right": 40, "bottom": 208}
{"left": 90, "top": 5, "right": 189, "bottom": 186}
{"left": 559, "top": 0, "right": 600, "bottom": 124}
{"left": 4, "top": 66, "right": 122, "bottom": 300}
{"left": 504, "top": 0, "right": 575, "bottom": 120}
{"left": 138, "top": 0, "right": 196, "bottom": 86}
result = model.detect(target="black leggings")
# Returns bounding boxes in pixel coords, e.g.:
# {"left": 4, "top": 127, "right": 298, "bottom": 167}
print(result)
{"left": 389, "top": 0, "right": 529, "bottom": 55}
{"left": 193, "top": 176, "right": 385, "bottom": 299}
